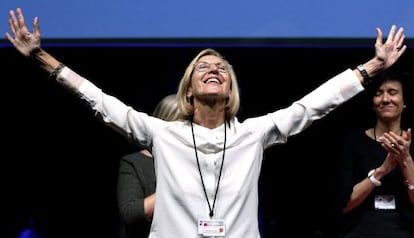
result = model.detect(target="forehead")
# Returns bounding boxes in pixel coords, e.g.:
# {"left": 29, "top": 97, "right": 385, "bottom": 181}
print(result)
{"left": 198, "top": 55, "right": 224, "bottom": 63}
{"left": 378, "top": 79, "right": 402, "bottom": 90}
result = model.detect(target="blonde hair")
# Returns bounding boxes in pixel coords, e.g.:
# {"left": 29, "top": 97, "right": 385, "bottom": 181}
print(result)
{"left": 152, "top": 94, "right": 180, "bottom": 121}
{"left": 176, "top": 48, "right": 240, "bottom": 121}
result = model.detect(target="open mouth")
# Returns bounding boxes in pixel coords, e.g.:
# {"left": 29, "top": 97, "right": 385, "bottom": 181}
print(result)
{"left": 203, "top": 78, "right": 222, "bottom": 84}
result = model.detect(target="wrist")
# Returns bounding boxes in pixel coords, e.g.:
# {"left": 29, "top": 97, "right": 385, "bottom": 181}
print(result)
{"left": 401, "top": 156, "right": 414, "bottom": 168}
{"left": 356, "top": 64, "right": 372, "bottom": 87}
{"left": 50, "top": 63, "right": 65, "bottom": 78}
{"left": 364, "top": 58, "right": 385, "bottom": 78}
{"left": 29, "top": 47, "right": 42, "bottom": 58}
{"left": 368, "top": 169, "right": 382, "bottom": 186}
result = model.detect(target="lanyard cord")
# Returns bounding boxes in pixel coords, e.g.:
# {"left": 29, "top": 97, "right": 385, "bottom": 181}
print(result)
{"left": 190, "top": 119, "right": 227, "bottom": 218}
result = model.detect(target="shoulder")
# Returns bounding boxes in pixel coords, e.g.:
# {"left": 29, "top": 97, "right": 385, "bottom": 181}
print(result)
{"left": 342, "top": 130, "right": 373, "bottom": 150}
{"left": 344, "top": 130, "right": 367, "bottom": 140}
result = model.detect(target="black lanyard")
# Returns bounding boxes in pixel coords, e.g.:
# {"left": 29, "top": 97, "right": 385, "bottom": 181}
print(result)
{"left": 190, "top": 120, "right": 227, "bottom": 218}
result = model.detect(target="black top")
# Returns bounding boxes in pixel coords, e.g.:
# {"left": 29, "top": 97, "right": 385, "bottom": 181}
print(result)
{"left": 117, "top": 151, "right": 156, "bottom": 238}
{"left": 336, "top": 131, "right": 414, "bottom": 238}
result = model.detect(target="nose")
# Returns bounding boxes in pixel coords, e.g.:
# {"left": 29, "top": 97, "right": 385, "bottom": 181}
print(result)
{"left": 381, "top": 93, "right": 391, "bottom": 104}
{"left": 208, "top": 65, "right": 220, "bottom": 74}
{"left": 209, "top": 64, "right": 219, "bottom": 71}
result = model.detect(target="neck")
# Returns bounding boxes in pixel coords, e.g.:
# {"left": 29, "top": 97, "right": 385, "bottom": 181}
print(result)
{"left": 193, "top": 114, "right": 225, "bottom": 129}
{"left": 192, "top": 101, "right": 226, "bottom": 129}
{"left": 373, "top": 121, "right": 402, "bottom": 141}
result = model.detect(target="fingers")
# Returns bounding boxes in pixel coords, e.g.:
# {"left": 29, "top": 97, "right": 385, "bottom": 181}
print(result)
{"left": 6, "top": 10, "right": 18, "bottom": 43}
{"left": 16, "top": 8, "right": 26, "bottom": 29}
{"left": 383, "top": 131, "right": 401, "bottom": 143}
{"left": 7, "top": 8, "right": 38, "bottom": 43}
{"left": 376, "top": 25, "right": 406, "bottom": 64}
{"left": 7, "top": 18, "right": 15, "bottom": 37}
{"left": 5, "top": 32, "right": 13, "bottom": 43}
{"left": 8, "top": 8, "right": 31, "bottom": 33}
{"left": 33, "top": 16, "right": 40, "bottom": 37}
{"left": 405, "top": 128, "right": 412, "bottom": 141}
{"left": 380, "top": 25, "right": 405, "bottom": 48}
{"left": 386, "top": 25, "right": 397, "bottom": 42}
{"left": 395, "top": 27, "right": 406, "bottom": 55}
{"left": 386, "top": 25, "right": 396, "bottom": 43}
{"left": 375, "top": 27, "right": 383, "bottom": 46}
{"left": 381, "top": 130, "right": 411, "bottom": 154}
{"left": 395, "top": 27, "right": 405, "bottom": 45}
{"left": 8, "top": 9, "right": 24, "bottom": 37}
{"left": 8, "top": 9, "right": 18, "bottom": 35}
{"left": 383, "top": 141, "right": 400, "bottom": 155}
{"left": 388, "top": 25, "right": 406, "bottom": 51}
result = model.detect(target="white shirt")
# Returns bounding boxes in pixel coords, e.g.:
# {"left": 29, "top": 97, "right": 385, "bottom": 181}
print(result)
{"left": 58, "top": 67, "right": 363, "bottom": 237}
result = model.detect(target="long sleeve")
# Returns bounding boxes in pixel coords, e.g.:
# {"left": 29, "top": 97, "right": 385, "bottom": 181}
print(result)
{"left": 264, "top": 69, "right": 364, "bottom": 147}
{"left": 117, "top": 152, "right": 156, "bottom": 238}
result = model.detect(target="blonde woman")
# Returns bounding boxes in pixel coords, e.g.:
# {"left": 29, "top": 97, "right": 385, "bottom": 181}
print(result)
{"left": 6, "top": 7, "right": 407, "bottom": 237}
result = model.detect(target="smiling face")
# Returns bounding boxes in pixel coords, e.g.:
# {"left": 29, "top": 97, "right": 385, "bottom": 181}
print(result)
{"left": 187, "top": 55, "right": 231, "bottom": 102}
{"left": 373, "top": 79, "right": 404, "bottom": 123}
{"left": 176, "top": 48, "right": 240, "bottom": 120}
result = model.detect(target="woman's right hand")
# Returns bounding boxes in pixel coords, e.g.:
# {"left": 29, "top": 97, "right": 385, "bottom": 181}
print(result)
{"left": 5, "top": 8, "right": 41, "bottom": 57}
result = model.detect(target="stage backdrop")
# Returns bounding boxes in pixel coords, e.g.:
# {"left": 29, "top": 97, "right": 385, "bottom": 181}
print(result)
{"left": 1, "top": 0, "right": 414, "bottom": 47}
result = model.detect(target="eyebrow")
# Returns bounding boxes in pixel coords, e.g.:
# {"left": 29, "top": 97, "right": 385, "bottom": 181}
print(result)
{"left": 197, "top": 61, "right": 226, "bottom": 65}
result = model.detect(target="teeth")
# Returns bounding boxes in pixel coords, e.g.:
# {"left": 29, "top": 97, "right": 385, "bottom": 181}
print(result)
{"left": 206, "top": 78, "right": 220, "bottom": 84}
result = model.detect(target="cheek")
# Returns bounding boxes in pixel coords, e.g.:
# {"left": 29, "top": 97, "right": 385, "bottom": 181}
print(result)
{"left": 372, "top": 100, "right": 380, "bottom": 112}
{"left": 396, "top": 96, "right": 404, "bottom": 105}
{"left": 189, "top": 75, "right": 200, "bottom": 90}
{"left": 372, "top": 97, "right": 381, "bottom": 106}
{"left": 191, "top": 74, "right": 203, "bottom": 87}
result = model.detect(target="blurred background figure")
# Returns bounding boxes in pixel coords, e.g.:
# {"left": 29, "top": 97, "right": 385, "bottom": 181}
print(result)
{"left": 117, "top": 94, "right": 179, "bottom": 238}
